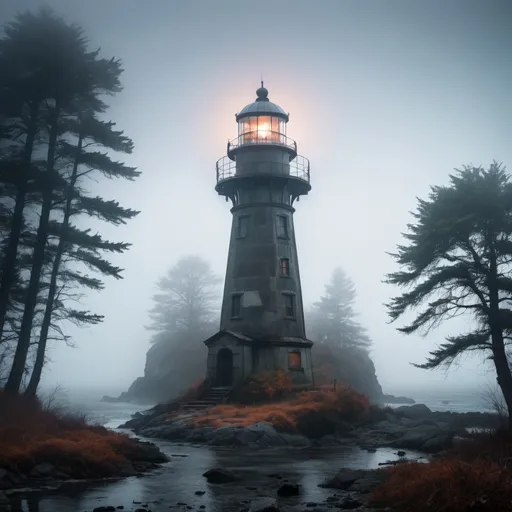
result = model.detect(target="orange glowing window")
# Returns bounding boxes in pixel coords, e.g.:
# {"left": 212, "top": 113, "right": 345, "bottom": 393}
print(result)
{"left": 280, "top": 258, "right": 290, "bottom": 277}
{"left": 288, "top": 351, "right": 302, "bottom": 369}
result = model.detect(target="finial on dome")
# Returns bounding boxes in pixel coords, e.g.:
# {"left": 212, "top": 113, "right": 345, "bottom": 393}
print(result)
{"left": 256, "top": 81, "right": 269, "bottom": 102}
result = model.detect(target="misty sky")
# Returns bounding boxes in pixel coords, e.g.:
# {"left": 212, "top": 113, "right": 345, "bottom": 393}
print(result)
{"left": 1, "top": 0, "right": 511, "bottom": 396}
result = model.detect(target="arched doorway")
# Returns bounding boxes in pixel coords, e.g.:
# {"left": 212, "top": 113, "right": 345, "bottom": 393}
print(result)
{"left": 216, "top": 348, "right": 234, "bottom": 387}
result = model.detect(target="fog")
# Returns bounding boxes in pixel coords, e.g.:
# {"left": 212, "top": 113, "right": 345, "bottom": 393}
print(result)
{"left": 2, "top": 0, "right": 510, "bottom": 396}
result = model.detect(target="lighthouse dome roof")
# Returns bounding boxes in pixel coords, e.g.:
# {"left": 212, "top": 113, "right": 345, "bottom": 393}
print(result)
{"left": 236, "top": 85, "right": 289, "bottom": 122}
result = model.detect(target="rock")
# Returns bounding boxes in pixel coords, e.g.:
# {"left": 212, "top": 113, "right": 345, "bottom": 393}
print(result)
{"left": 277, "top": 483, "right": 300, "bottom": 497}
{"left": 235, "top": 429, "right": 259, "bottom": 445}
{"left": 397, "top": 450, "right": 406, "bottom": 457}
{"left": 390, "top": 423, "right": 453, "bottom": 452}
{"left": 29, "top": 463, "right": 57, "bottom": 478}
{"left": 0, "top": 491, "right": 9, "bottom": 508}
{"left": 116, "top": 507, "right": 124, "bottom": 510}
{"left": 306, "top": 503, "right": 318, "bottom": 508}
{"left": 209, "top": 426, "right": 240, "bottom": 445}
{"left": 203, "top": 468, "right": 241, "bottom": 484}
{"left": 195, "top": 490, "right": 205, "bottom": 495}
{"left": 246, "top": 422, "right": 278, "bottom": 438}
{"left": 349, "top": 471, "right": 387, "bottom": 494}
{"left": 93, "top": 507, "right": 116, "bottom": 512}
{"left": 0, "top": 470, "right": 11, "bottom": 491}
{"left": 131, "top": 440, "right": 169, "bottom": 463}
{"left": 278, "top": 433, "right": 311, "bottom": 447}
{"left": 248, "top": 497, "right": 280, "bottom": 511}
{"left": 395, "top": 404, "right": 432, "bottom": 418}
{"left": 382, "top": 394, "right": 415, "bottom": 404}
{"left": 319, "top": 469, "right": 365, "bottom": 490}
{"left": 338, "top": 497, "right": 363, "bottom": 509}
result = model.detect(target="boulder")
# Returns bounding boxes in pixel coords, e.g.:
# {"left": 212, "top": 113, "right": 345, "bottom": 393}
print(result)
{"left": 277, "top": 483, "right": 300, "bottom": 497}
{"left": 29, "top": 463, "right": 57, "bottom": 478}
{"left": 319, "top": 469, "right": 366, "bottom": 490}
{"left": 278, "top": 433, "right": 311, "bottom": 447}
{"left": 389, "top": 423, "right": 454, "bottom": 452}
{"left": 236, "top": 429, "right": 259, "bottom": 445}
{"left": 246, "top": 422, "right": 278, "bottom": 438}
{"left": 338, "top": 497, "right": 363, "bottom": 509}
{"left": 0, "top": 491, "right": 9, "bottom": 508}
{"left": 395, "top": 404, "right": 432, "bottom": 418}
{"left": 249, "top": 498, "right": 280, "bottom": 512}
{"left": 208, "top": 426, "right": 239, "bottom": 446}
{"left": 203, "top": 468, "right": 241, "bottom": 484}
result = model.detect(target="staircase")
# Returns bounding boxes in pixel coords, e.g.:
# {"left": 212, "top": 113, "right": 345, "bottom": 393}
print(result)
{"left": 180, "top": 386, "right": 232, "bottom": 411}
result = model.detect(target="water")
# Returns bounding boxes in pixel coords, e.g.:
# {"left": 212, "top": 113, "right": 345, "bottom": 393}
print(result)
{"left": 386, "top": 386, "right": 494, "bottom": 413}
{"left": 7, "top": 389, "right": 432, "bottom": 512}
{"left": 7, "top": 386, "right": 490, "bottom": 511}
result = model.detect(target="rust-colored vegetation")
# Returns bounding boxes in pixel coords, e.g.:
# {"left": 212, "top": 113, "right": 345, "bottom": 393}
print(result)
{"left": 184, "top": 375, "right": 370, "bottom": 437}
{"left": 371, "top": 430, "right": 512, "bottom": 512}
{"left": 0, "top": 391, "right": 150, "bottom": 478}
{"left": 231, "top": 370, "right": 294, "bottom": 404}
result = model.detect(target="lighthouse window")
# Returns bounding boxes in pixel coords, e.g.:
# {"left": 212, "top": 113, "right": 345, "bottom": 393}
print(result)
{"left": 283, "top": 293, "right": 296, "bottom": 318}
{"left": 231, "top": 293, "right": 242, "bottom": 318}
{"left": 237, "top": 215, "right": 249, "bottom": 238}
{"left": 280, "top": 258, "right": 290, "bottom": 277}
{"left": 277, "top": 215, "right": 289, "bottom": 239}
{"left": 288, "top": 351, "right": 302, "bottom": 370}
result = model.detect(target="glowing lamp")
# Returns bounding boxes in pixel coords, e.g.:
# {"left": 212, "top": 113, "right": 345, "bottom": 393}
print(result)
{"left": 235, "top": 83, "right": 289, "bottom": 146}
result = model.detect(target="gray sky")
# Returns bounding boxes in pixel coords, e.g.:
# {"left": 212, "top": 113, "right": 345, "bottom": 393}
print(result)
{"left": 2, "top": 0, "right": 511, "bottom": 396}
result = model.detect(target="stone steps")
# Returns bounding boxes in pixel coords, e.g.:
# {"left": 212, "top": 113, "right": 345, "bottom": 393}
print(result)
{"left": 179, "top": 386, "right": 232, "bottom": 411}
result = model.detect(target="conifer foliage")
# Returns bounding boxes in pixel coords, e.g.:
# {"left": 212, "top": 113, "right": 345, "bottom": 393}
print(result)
{"left": 0, "top": 8, "right": 140, "bottom": 394}
{"left": 308, "top": 267, "right": 371, "bottom": 349}
{"left": 386, "top": 163, "right": 512, "bottom": 426}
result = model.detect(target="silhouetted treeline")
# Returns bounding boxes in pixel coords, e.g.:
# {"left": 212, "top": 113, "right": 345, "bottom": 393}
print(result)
{"left": 0, "top": 8, "right": 140, "bottom": 395}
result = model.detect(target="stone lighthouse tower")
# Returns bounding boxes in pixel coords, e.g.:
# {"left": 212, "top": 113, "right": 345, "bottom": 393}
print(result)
{"left": 204, "top": 84, "right": 314, "bottom": 388}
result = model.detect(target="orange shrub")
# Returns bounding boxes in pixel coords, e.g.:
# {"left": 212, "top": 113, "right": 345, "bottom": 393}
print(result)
{"left": 371, "top": 459, "right": 512, "bottom": 512}
{"left": 232, "top": 371, "right": 293, "bottom": 404}
{"left": 188, "top": 385, "right": 370, "bottom": 436}
{"left": 0, "top": 390, "right": 151, "bottom": 477}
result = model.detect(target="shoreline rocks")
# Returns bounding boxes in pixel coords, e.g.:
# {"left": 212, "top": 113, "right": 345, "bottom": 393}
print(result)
{"left": 0, "top": 438, "right": 168, "bottom": 493}
{"left": 119, "top": 403, "right": 500, "bottom": 455}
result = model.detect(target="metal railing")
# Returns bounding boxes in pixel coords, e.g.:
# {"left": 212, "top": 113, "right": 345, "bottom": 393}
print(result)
{"left": 216, "top": 155, "right": 310, "bottom": 184}
{"left": 227, "top": 131, "right": 297, "bottom": 154}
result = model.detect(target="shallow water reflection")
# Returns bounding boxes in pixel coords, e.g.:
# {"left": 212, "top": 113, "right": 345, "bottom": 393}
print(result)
{"left": 10, "top": 440, "right": 424, "bottom": 512}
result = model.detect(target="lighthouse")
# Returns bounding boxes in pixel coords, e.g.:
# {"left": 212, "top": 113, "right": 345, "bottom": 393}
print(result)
{"left": 204, "top": 84, "right": 314, "bottom": 388}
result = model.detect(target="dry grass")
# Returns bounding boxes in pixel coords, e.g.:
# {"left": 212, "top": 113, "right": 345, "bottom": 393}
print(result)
{"left": 371, "top": 430, "right": 512, "bottom": 512}
{"left": 176, "top": 386, "right": 370, "bottom": 435}
{"left": 0, "top": 390, "right": 148, "bottom": 478}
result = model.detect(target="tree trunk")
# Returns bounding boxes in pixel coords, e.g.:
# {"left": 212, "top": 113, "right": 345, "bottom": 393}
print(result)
{"left": 0, "top": 109, "right": 38, "bottom": 340}
{"left": 487, "top": 243, "right": 512, "bottom": 429}
{"left": 4, "top": 105, "right": 59, "bottom": 394}
{"left": 25, "top": 132, "right": 83, "bottom": 397}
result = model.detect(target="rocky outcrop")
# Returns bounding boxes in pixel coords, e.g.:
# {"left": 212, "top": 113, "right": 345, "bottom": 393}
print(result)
{"left": 0, "top": 439, "right": 168, "bottom": 492}
{"left": 120, "top": 404, "right": 488, "bottom": 453}
{"left": 313, "top": 344, "right": 384, "bottom": 403}
{"left": 103, "top": 339, "right": 209, "bottom": 404}
{"left": 382, "top": 394, "right": 416, "bottom": 404}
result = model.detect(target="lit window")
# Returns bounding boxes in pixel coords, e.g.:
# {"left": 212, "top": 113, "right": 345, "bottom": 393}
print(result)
{"left": 288, "top": 351, "right": 302, "bottom": 369}
{"left": 280, "top": 258, "right": 290, "bottom": 277}
{"left": 231, "top": 294, "right": 242, "bottom": 318}
{"left": 283, "top": 293, "right": 295, "bottom": 318}
{"left": 277, "top": 215, "right": 289, "bottom": 239}
{"left": 237, "top": 215, "right": 249, "bottom": 238}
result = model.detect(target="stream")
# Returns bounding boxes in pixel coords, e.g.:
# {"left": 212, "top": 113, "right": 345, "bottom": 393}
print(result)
{"left": 5, "top": 392, "right": 425, "bottom": 512}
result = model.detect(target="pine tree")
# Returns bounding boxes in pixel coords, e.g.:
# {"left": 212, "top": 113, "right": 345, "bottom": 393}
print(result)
{"left": 386, "top": 162, "right": 512, "bottom": 427}
{"left": 25, "top": 107, "right": 139, "bottom": 396}
{"left": 1, "top": 8, "right": 140, "bottom": 393}
{"left": 308, "top": 267, "right": 371, "bottom": 349}
{"left": 148, "top": 255, "right": 221, "bottom": 344}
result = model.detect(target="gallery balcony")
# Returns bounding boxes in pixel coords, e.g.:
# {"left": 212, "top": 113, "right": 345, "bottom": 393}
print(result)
{"left": 226, "top": 131, "right": 297, "bottom": 159}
